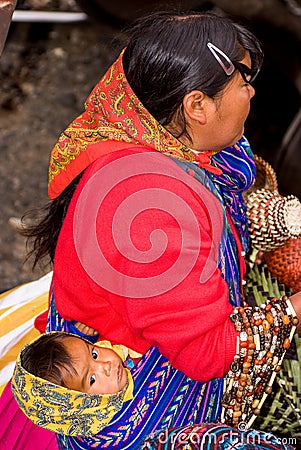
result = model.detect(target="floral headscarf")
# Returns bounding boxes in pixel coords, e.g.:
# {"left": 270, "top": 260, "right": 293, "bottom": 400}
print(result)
{"left": 48, "top": 49, "right": 221, "bottom": 200}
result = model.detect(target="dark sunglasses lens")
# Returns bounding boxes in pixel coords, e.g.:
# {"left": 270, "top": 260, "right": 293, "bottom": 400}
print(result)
{"left": 236, "top": 63, "right": 258, "bottom": 84}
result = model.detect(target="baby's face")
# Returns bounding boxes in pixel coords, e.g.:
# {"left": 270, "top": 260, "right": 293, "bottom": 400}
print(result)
{"left": 61, "top": 336, "right": 128, "bottom": 395}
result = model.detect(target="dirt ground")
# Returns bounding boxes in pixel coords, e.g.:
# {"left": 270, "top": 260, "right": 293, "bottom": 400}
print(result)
{"left": 0, "top": 11, "right": 124, "bottom": 291}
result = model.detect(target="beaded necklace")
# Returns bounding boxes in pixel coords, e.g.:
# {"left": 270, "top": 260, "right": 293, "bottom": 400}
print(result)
{"left": 221, "top": 295, "right": 299, "bottom": 430}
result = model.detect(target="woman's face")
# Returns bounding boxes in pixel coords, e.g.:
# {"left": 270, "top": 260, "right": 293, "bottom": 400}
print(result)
{"left": 185, "top": 52, "right": 255, "bottom": 152}
{"left": 61, "top": 336, "right": 128, "bottom": 395}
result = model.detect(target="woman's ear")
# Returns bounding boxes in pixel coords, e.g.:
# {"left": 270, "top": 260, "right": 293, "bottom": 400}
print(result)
{"left": 182, "top": 90, "right": 208, "bottom": 124}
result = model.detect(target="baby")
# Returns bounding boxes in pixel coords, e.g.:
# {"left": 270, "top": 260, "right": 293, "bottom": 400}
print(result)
{"left": 21, "top": 331, "right": 129, "bottom": 395}
{"left": 11, "top": 328, "right": 137, "bottom": 436}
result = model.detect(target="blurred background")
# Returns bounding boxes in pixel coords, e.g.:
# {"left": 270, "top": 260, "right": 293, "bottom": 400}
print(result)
{"left": 0, "top": 0, "right": 301, "bottom": 291}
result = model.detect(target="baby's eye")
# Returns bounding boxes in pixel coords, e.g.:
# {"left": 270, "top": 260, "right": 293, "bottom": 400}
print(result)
{"left": 90, "top": 374, "right": 96, "bottom": 386}
{"left": 91, "top": 348, "right": 98, "bottom": 360}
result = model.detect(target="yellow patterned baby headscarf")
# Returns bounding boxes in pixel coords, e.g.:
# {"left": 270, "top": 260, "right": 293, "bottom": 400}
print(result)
{"left": 11, "top": 332, "right": 134, "bottom": 436}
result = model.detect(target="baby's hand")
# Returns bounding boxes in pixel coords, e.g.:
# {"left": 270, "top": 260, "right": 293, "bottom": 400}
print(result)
{"left": 73, "top": 322, "right": 98, "bottom": 336}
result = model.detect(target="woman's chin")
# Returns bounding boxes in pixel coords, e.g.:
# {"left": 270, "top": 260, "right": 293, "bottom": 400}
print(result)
{"left": 229, "top": 130, "right": 244, "bottom": 147}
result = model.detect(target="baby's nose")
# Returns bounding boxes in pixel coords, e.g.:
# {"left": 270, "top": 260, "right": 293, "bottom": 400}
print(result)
{"left": 97, "top": 360, "right": 111, "bottom": 376}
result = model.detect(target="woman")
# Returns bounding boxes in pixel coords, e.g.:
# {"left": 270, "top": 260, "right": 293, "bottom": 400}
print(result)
{"left": 3, "top": 10, "right": 301, "bottom": 449}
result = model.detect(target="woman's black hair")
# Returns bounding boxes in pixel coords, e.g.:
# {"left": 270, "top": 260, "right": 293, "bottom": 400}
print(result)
{"left": 123, "top": 11, "right": 263, "bottom": 138}
{"left": 24, "top": 11, "right": 263, "bottom": 266}
{"left": 22, "top": 171, "right": 83, "bottom": 268}
{"left": 21, "top": 333, "right": 77, "bottom": 387}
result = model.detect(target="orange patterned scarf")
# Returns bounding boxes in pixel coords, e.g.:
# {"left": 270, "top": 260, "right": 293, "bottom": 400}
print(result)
{"left": 48, "top": 50, "right": 220, "bottom": 200}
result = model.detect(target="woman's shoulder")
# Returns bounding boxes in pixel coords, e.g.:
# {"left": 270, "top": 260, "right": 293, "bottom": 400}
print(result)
{"left": 85, "top": 146, "right": 157, "bottom": 175}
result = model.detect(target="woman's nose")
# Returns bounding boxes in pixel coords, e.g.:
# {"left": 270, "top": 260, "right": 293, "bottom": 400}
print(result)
{"left": 248, "top": 84, "right": 255, "bottom": 99}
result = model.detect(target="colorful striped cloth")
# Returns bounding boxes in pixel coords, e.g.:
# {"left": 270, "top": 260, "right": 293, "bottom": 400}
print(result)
{"left": 0, "top": 272, "right": 57, "bottom": 450}
{"left": 47, "top": 294, "right": 223, "bottom": 449}
{"left": 0, "top": 272, "right": 52, "bottom": 395}
{"left": 211, "top": 137, "right": 256, "bottom": 251}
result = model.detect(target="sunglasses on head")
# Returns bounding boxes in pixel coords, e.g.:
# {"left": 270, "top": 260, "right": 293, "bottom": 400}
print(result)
{"left": 234, "top": 61, "right": 259, "bottom": 84}
{"left": 207, "top": 42, "right": 260, "bottom": 85}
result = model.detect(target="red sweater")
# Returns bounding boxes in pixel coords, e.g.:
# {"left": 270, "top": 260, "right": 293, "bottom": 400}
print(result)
{"left": 43, "top": 147, "right": 239, "bottom": 382}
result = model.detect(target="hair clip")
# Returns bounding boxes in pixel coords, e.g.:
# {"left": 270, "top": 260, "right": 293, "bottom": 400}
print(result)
{"left": 207, "top": 42, "right": 235, "bottom": 76}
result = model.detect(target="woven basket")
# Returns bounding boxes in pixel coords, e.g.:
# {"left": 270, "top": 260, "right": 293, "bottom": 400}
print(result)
{"left": 263, "top": 236, "right": 301, "bottom": 293}
{"left": 252, "top": 154, "right": 278, "bottom": 192}
{"left": 246, "top": 188, "right": 301, "bottom": 252}
{"left": 245, "top": 154, "right": 301, "bottom": 252}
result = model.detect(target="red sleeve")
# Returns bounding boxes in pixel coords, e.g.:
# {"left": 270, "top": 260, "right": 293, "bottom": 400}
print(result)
{"left": 119, "top": 186, "right": 238, "bottom": 382}
{"left": 73, "top": 151, "right": 239, "bottom": 382}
